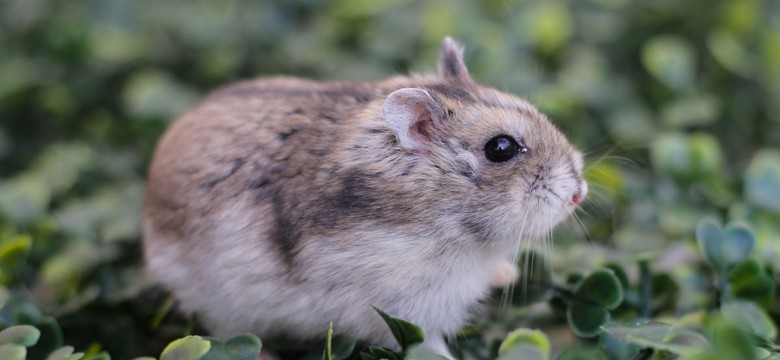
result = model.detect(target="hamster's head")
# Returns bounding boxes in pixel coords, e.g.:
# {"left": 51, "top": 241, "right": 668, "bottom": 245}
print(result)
{"left": 382, "top": 38, "right": 587, "bottom": 243}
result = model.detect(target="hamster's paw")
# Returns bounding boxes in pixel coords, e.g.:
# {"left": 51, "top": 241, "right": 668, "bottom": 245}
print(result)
{"left": 489, "top": 260, "right": 518, "bottom": 288}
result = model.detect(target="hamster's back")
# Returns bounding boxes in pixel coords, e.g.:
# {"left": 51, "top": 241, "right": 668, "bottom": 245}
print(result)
{"left": 142, "top": 77, "right": 396, "bottom": 335}
{"left": 142, "top": 77, "right": 385, "bottom": 246}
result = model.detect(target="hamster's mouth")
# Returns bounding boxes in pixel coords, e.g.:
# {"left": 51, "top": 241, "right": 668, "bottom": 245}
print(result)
{"left": 518, "top": 179, "right": 587, "bottom": 237}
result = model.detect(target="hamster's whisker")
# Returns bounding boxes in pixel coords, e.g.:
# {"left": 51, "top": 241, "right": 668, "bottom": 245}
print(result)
{"left": 577, "top": 199, "right": 612, "bottom": 220}
{"left": 582, "top": 142, "right": 626, "bottom": 169}
{"left": 574, "top": 204, "right": 595, "bottom": 219}
{"left": 583, "top": 151, "right": 617, "bottom": 172}
{"left": 570, "top": 211, "right": 593, "bottom": 243}
{"left": 585, "top": 154, "right": 643, "bottom": 178}
{"left": 501, "top": 207, "right": 531, "bottom": 314}
{"left": 587, "top": 182, "right": 620, "bottom": 197}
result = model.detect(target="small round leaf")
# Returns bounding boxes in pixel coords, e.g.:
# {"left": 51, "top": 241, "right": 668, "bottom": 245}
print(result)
{"left": 498, "top": 328, "right": 550, "bottom": 358}
{"left": 497, "top": 345, "right": 547, "bottom": 360}
{"left": 721, "top": 301, "right": 777, "bottom": 340}
{"left": 0, "top": 325, "right": 41, "bottom": 347}
{"left": 721, "top": 223, "right": 756, "bottom": 266}
{"left": 0, "top": 344, "right": 26, "bottom": 360}
{"left": 602, "top": 322, "right": 708, "bottom": 356}
{"left": 161, "top": 335, "right": 211, "bottom": 360}
{"left": 574, "top": 269, "right": 623, "bottom": 309}
{"left": 696, "top": 219, "right": 726, "bottom": 271}
{"left": 567, "top": 301, "right": 610, "bottom": 338}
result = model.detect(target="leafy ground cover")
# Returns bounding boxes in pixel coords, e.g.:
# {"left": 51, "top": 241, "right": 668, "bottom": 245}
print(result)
{"left": 0, "top": 0, "right": 779, "bottom": 359}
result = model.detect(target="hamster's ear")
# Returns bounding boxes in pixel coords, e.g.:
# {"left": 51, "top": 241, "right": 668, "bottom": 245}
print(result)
{"left": 438, "top": 37, "right": 472, "bottom": 82}
{"left": 384, "top": 88, "right": 443, "bottom": 151}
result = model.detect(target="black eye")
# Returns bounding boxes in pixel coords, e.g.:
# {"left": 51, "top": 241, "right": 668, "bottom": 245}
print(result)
{"left": 485, "top": 135, "right": 522, "bottom": 163}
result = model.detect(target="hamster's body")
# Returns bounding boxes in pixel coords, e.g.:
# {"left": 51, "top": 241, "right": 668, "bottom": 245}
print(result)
{"left": 143, "top": 39, "right": 586, "bottom": 356}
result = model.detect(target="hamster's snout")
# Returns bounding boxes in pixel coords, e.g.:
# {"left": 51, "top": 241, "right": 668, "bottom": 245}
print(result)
{"left": 571, "top": 178, "right": 588, "bottom": 205}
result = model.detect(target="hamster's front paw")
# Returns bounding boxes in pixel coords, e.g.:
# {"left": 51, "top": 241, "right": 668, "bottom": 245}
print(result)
{"left": 489, "top": 260, "right": 518, "bottom": 288}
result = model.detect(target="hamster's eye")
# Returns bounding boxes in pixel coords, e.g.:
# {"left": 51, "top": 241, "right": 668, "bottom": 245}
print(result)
{"left": 485, "top": 135, "right": 521, "bottom": 163}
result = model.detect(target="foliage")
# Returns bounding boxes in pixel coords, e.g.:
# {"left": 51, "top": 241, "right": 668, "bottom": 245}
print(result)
{"left": 0, "top": 0, "right": 779, "bottom": 359}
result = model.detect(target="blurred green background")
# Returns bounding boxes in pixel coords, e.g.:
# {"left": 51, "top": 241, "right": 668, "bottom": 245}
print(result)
{"left": 1, "top": 0, "right": 779, "bottom": 358}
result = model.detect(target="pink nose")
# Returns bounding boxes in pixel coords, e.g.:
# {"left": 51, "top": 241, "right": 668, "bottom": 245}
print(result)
{"left": 572, "top": 180, "right": 588, "bottom": 205}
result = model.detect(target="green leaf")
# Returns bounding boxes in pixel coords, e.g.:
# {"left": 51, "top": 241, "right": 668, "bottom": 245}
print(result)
{"left": 28, "top": 317, "right": 64, "bottom": 359}
{"left": 650, "top": 133, "right": 692, "bottom": 179}
{"left": 46, "top": 346, "right": 85, "bottom": 360}
{"left": 601, "top": 322, "right": 709, "bottom": 356}
{"left": 697, "top": 219, "right": 725, "bottom": 270}
{"left": 160, "top": 335, "right": 211, "bottom": 360}
{"left": 33, "top": 143, "right": 96, "bottom": 196}
{"left": 0, "top": 234, "right": 32, "bottom": 285}
{"left": 721, "top": 301, "right": 777, "bottom": 340}
{"left": 359, "top": 352, "right": 377, "bottom": 360}
{"left": 567, "top": 301, "right": 610, "bottom": 338}
{"left": 122, "top": 69, "right": 199, "bottom": 121}
{"left": 650, "top": 132, "right": 723, "bottom": 180}
{"left": 498, "top": 328, "right": 549, "bottom": 358}
{"left": 366, "top": 346, "right": 401, "bottom": 360}
{"left": 81, "top": 352, "right": 110, "bottom": 360}
{"left": 372, "top": 307, "right": 424, "bottom": 351}
{"left": 661, "top": 94, "right": 720, "bottom": 128}
{"left": 322, "top": 323, "right": 355, "bottom": 360}
{"left": 703, "top": 317, "right": 757, "bottom": 360}
{"left": 329, "top": 335, "right": 356, "bottom": 360}
{"left": 0, "top": 344, "right": 26, "bottom": 360}
{"left": 696, "top": 220, "right": 755, "bottom": 273}
{"left": 0, "top": 325, "right": 41, "bottom": 346}
{"left": 496, "top": 345, "right": 547, "bottom": 360}
{"left": 745, "top": 149, "right": 780, "bottom": 213}
{"left": 201, "top": 333, "right": 261, "bottom": 360}
{"left": 574, "top": 269, "right": 623, "bottom": 309}
{"left": 603, "top": 263, "right": 629, "bottom": 290}
{"left": 641, "top": 35, "right": 696, "bottom": 89}
{"left": 525, "top": 2, "right": 571, "bottom": 53}
{"left": 54, "top": 182, "right": 144, "bottom": 243}
{"left": 46, "top": 346, "right": 73, "bottom": 360}
{"left": 405, "top": 345, "right": 448, "bottom": 360}
{"left": 0, "top": 174, "right": 51, "bottom": 224}
{"left": 726, "top": 260, "right": 775, "bottom": 303}
{"left": 721, "top": 223, "right": 756, "bottom": 266}
{"left": 599, "top": 331, "right": 642, "bottom": 360}
{"left": 688, "top": 133, "right": 723, "bottom": 177}
{"left": 708, "top": 30, "right": 753, "bottom": 76}
{"left": 566, "top": 269, "right": 624, "bottom": 337}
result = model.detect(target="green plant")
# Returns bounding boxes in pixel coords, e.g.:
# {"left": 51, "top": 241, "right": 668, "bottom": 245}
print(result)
{"left": 0, "top": 0, "right": 779, "bottom": 358}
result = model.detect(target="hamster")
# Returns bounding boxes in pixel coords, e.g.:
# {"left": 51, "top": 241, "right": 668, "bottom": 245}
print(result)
{"left": 142, "top": 37, "right": 587, "bottom": 357}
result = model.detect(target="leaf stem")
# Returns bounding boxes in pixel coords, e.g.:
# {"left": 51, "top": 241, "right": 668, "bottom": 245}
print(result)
{"left": 638, "top": 260, "right": 652, "bottom": 319}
